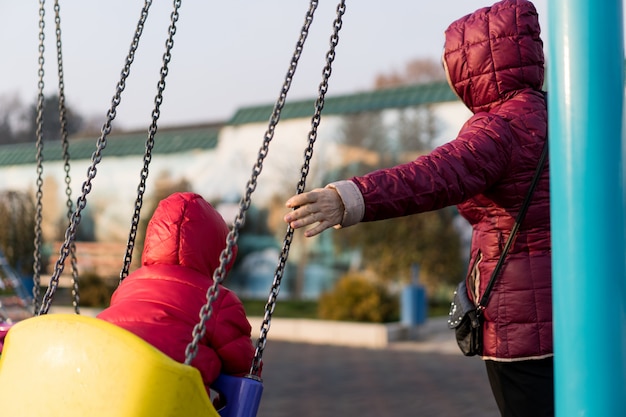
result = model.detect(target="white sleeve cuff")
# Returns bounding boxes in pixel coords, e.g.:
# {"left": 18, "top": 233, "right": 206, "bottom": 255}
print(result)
{"left": 326, "top": 180, "right": 364, "bottom": 228}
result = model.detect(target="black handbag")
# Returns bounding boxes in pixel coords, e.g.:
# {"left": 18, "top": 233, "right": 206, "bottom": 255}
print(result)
{"left": 448, "top": 279, "right": 482, "bottom": 355}
{"left": 448, "top": 140, "right": 548, "bottom": 356}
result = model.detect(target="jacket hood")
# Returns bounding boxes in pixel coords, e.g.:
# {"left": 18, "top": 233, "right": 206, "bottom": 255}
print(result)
{"left": 141, "top": 192, "right": 237, "bottom": 277}
{"left": 443, "top": 0, "right": 544, "bottom": 113}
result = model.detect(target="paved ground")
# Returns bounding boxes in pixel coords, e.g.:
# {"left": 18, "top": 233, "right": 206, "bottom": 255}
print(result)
{"left": 47, "top": 308, "right": 500, "bottom": 416}
{"left": 255, "top": 318, "right": 500, "bottom": 417}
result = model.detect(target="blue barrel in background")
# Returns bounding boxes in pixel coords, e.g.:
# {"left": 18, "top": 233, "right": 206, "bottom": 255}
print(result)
{"left": 400, "top": 264, "right": 427, "bottom": 326}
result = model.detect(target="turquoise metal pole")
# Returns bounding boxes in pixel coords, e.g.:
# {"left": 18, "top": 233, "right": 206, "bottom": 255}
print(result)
{"left": 547, "top": 1, "right": 626, "bottom": 416}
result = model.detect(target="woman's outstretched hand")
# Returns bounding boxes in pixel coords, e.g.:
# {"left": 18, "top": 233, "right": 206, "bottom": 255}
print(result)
{"left": 284, "top": 187, "right": 344, "bottom": 237}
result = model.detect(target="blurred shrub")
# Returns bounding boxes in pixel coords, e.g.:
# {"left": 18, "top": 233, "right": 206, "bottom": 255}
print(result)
{"left": 318, "top": 272, "right": 399, "bottom": 323}
{"left": 78, "top": 272, "right": 115, "bottom": 308}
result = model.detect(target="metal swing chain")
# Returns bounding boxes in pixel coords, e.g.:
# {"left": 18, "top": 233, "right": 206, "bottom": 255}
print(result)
{"left": 249, "top": 0, "right": 347, "bottom": 377}
{"left": 183, "top": 1, "right": 348, "bottom": 378}
{"left": 37, "top": 0, "right": 154, "bottom": 316}
{"left": 53, "top": 0, "right": 81, "bottom": 314}
{"left": 32, "top": 0, "right": 46, "bottom": 314}
{"left": 183, "top": 0, "right": 322, "bottom": 367}
{"left": 119, "top": 0, "right": 182, "bottom": 283}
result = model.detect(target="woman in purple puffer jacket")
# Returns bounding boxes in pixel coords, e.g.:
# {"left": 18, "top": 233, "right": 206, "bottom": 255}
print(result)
{"left": 284, "top": 1, "right": 552, "bottom": 415}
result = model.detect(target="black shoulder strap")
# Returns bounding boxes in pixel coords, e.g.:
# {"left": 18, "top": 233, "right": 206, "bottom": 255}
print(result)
{"left": 477, "top": 138, "right": 549, "bottom": 312}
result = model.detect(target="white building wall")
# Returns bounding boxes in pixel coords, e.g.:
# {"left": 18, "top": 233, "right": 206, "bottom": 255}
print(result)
{"left": 432, "top": 102, "right": 472, "bottom": 145}
{"left": 0, "top": 100, "right": 470, "bottom": 242}
{"left": 198, "top": 116, "right": 345, "bottom": 208}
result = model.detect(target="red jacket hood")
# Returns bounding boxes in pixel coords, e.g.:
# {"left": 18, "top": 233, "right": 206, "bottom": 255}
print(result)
{"left": 443, "top": 0, "right": 544, "bottom": 113}
{"left": 142, "top": 192, "right": 237, "bottom": 277}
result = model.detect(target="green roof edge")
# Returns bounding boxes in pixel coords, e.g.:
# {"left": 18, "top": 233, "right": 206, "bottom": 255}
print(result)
{"left": 228, "top": 81, "right": 458, "bottom": 125}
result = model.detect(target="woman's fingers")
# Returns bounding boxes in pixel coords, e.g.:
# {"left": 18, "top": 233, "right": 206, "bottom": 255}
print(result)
{"left": 301, "top": 219, "right": 332, "bottom": 238}
{"left": 284, "top": 188, "right": 344, "bottom": 236}
{"left": 284, "top": 202, "right": 320, "bottom": 229}
{"left": 285, "top": 187, "right": 324, "bottom": 208}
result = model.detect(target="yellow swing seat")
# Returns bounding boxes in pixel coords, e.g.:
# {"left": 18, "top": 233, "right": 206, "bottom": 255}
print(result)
{"left": 0, "top": 314, "right": 220, "bottom": 417}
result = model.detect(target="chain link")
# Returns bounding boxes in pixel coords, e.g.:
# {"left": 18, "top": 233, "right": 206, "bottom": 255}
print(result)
{"left": 250, "top": 0, "right": 346, "bottom": 376}
{"left": 32, "top": 0, "right": 46, "bottom": 314}
{"left": 183, "top": 0, "right": 321, "bottom": 367}
{"left": 183, "top": 0, "right": 348, "bottom": 378}
{"left": 32, "top": 0, "right": 346, "bottom": 382}
{"left": 52, "top": 0, "right": 80, "bottom": 314}
{"left": 37, "top": 0, "right": 154, "bottom": 316}
{"left": 119, "top": 0, "right": 182, "bottom": 282}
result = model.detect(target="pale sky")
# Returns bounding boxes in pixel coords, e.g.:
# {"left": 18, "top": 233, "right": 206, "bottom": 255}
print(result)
{"left": 3, "top": 0, "right": 550, "bottom": 131}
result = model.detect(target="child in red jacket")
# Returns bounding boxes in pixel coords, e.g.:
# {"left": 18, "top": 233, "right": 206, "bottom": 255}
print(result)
{"left": 98, "top": 192, "right": 255, "bottom": 393}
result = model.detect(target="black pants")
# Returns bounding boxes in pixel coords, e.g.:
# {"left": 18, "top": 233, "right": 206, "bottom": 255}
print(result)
{"left": 485, "top": 357, "right": 554, "bottom": 417}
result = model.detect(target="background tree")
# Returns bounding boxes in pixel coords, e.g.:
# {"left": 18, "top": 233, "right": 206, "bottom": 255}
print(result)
{"left": 0, "top": 94, "right": 27, "bottom": 145}
{"left": 0, "top": 191, "right": 36, "bottom": 276}
{"left": 54, "top": 205, "right": 97, "bottom": 242}
{"left": 334, "top": 208, "right": 465, "bottom": 295}
{"left": 0, "top": 93, "right": 84, "bottom": 145}
{"left": 374, "top": 58, "right": 445, "bottom": 90}
{"left": 339, "top": 111, "right": 388, "bottom": 153}
{"left": 327, "top": 60, "right": 465, "bottom": 296}
{"left": 23, "top": 94, "right": 84, "bottom": 143}
{"left": 0, "top": 112, "right": 13, "bottom": 144}
{"left": 396, "top": 106, "right": 438, "bottom": 153}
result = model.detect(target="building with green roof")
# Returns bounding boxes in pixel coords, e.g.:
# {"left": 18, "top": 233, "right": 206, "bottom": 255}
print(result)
{"left": 0, "top": 81, "right": 465, "bottom": 241}
{"left": 0, "top": 81, "right": 467, "bottom": 298}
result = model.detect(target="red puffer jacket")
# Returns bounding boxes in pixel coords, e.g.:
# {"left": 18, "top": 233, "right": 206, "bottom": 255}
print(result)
{"left": 351, "top": 0, "right": 551, "bottom": 360}
{"left": 98, "top": 192, "right": 255, "bottom": 387}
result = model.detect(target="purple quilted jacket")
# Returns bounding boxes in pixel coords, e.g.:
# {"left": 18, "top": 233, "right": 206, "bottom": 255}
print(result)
{"left": 344, "top": 0, "right": 551, "bottom": 360}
